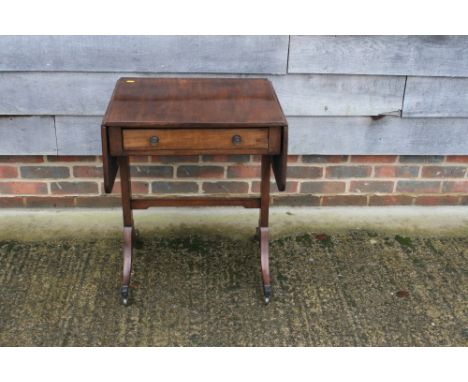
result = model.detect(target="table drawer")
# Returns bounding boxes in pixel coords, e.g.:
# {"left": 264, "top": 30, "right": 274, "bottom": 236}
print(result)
{"left": 122, "top": 128, "right": 270, "bottom": 152}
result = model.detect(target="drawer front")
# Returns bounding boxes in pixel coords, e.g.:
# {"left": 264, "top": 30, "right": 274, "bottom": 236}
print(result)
{"left": 122, "top": 128, "right": 270, "bottom": 151}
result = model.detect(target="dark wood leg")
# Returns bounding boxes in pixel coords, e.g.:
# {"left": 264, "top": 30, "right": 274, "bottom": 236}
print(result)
{"left": 118, "top": 156, "right": 134, "bottom": 305}
{"left": 258, "top": 155, "right": 271, "bottom": 303}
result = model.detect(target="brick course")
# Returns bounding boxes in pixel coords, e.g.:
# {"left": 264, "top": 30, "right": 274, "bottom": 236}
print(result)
{"left": 251, "top": 181, "right": 299, "bottom": 193}
{"left": 0, "top": 166, "right": 18, "bottom": 178}
{"left": 50, "top": 181, "right": 98, "bottom": 195}
{"left": 350, "top": 181, "right": 394, "bottom": 193}
{"left": 152, "top": 181, "right": 199, "bottom": 194}
{"left": 396, "top": 181, "right": 441, "bottom": 193}
{"left": 130, "top": 165, "right": 173, "bottom": 178}
{"left": 442, "top": 181, "right": 468, "bottom": 193}
{"left": 369, "top": 195, "right": 414, "bottom": 206}
{"left": 73, "top": 166, "right": 103, "bottom": 178}
{"left": 447, "top": 156, "right": 468, "bottom": 163}
{"left": 0, "top": 156, "right": 44, "bottom": 163}
{"left": 374, "top": 166, "right": 419, "bottom": 178}
{"left": 0, "top": 155, "right": 466, "bottom": 207}
{"left": 0, "top": 181, "right": 48, "bottom": 195}
{"left": 177, "top": 165, "right": 224, "bottom": 178}
{"left": 421, "top": 166, "right": 467, "bottom": 178}
{"left": 202, "top": 181, "right": 249, "bottom": 194}
{"left": 227, "top": 165, "right": 261, "bottom": 178}
{"left": 326, "top": 165, "right": 372, "bottom": 178}
{"left": 21, "top": 166, "right": 70, "bottom": 179}
{"left": 300, "top": 181, "right": 345, "bottom": 194}
{"left": 351, "top": 155, "right": 397, "bottom": 163}
{"left": 287, "top": 166, "right": 323, "bottom": 179}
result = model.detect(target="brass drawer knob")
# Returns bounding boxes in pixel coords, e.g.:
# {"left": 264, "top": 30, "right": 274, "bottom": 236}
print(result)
{"left": 149, "top": 136, "right": 159, "bottom": 146}
{"left": 232, "top": 135, "right": 242, "bottom": 145}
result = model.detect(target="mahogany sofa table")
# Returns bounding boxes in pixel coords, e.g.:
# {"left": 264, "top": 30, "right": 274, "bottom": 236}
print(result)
{"left": 101, "top": 78, "right": 288, "bottom": 305}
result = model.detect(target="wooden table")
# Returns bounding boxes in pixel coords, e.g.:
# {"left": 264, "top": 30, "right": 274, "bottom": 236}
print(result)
{"left": 101, "top": 78, "right": 288, "bottom": 305}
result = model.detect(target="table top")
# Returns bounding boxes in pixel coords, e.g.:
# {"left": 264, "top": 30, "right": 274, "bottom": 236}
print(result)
{"left": 102, "top": 77, "right": 287, "bottom": 128}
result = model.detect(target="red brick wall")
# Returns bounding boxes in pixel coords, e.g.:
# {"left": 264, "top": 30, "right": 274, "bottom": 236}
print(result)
{"left": 0, "top": 155, "right": 467, "bottom": 207}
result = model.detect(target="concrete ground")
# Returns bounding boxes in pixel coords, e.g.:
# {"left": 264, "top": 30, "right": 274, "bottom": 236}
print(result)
{"left": 0, "top": 207, "right": 467, "bottom": 346}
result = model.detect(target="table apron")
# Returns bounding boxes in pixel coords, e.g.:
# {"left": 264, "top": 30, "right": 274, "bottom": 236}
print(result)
{"left": 107, "top": 126, "right": 282, "bottom": 156}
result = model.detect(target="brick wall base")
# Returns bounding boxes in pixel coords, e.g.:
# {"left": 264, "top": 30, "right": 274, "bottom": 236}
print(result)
{"left": 0, "top": 155, "right": 467, "bottom": 207}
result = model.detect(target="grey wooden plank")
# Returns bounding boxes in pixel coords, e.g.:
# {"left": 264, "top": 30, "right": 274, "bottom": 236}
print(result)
{"left": 0, "top": 116, "right": 56, "bottom": 155}
{"left": 0, "top": 72, "right": 253, "bottom": 115}
{"left": 271, "top": 75, "right": 405, "bottom": 116}
{"left": 0, "top": 73, "right": 406, "bottom": 117}
{"left": 55, "top": 116, "right": 102, "bottom": 155}
{"left": 53, "top": 115, "right": 468, "bottom": 156}
{"left": 0, "top": 36, "right": 288, "bottom": 74}
{"left": 403, "top": 77, "right": 468, "bottom": 117}
{"left": 289, "top": 116, "right": 468, "bottom": 155}
{"left": 289, "top": 36, "right": 468, "bottom": 77}
{"left": 0, "top": 73, "right": 120, "bottom": 115}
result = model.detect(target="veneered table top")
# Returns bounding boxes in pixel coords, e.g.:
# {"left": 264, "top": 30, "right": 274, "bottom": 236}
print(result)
{"left": 102, "top": 77, "right": 287, "bottom": 128}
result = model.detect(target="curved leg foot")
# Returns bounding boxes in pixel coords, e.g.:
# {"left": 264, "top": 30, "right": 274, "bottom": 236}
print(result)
{"left": 121, "top": 226, "right": 133, "bottom": 306}
{"left": 259, "top": 227, "right": 271, "bottom": 303}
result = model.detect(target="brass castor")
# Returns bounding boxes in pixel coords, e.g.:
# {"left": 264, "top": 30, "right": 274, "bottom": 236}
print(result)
{"left": 263, "top": 284, "right": 271, "bottom": 304}
{"left": 121, "top": 285, "right": 129, "bottom": 306}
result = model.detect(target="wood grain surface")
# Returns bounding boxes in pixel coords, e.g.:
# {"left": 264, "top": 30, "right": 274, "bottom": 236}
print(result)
{"left": 122, "top": 128, "right": 269, "bottom": 151}
{"left": 104, "top": 78, "right": 287, "bottom": 128}
{"left": 289, "top": 36, "right": 468, "bottom": 77}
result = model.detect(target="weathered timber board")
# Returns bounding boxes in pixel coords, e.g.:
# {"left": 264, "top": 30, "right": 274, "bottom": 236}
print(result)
{"left": 0, "top": 73, "right": 406, "bottom": 117}
{"left": 289, "top": 36, "right": 468, "bottom": 77}
{"left": 55, "top": 116, "right": 103, "bottom": 155}
{"left": 0, "top": 117, "right": 56, "bottom": 155}
{"left": 15, "top": 115, "right": 468, "bottom": 155}
{"left": 403, "top": 77, "right": 468, "bottom": 117}
{"left": 0, "top": 36, "right": 288, "bottom": 74}
{"left": 289, "top": 116, "right": 468, "bottom": 155}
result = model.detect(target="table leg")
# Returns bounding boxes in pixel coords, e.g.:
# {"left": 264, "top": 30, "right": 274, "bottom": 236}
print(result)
{"left": 118, "top": 156, "right": 134, "bottom": 305}
{"left": 259, "top": 155, "right": 271, "bottom": 304}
